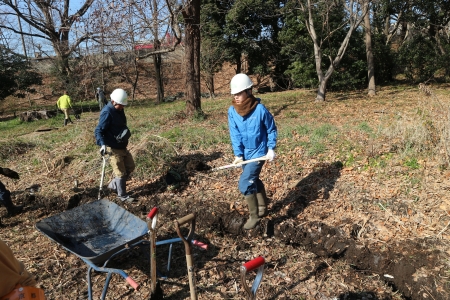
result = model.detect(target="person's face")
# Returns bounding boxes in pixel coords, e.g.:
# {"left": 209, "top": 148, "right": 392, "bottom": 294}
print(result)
{"left": 233, "top": 90, "right": 247, "bottom": 104}
{"left": 112, "top": 101, "right": 124, "bottom": 111}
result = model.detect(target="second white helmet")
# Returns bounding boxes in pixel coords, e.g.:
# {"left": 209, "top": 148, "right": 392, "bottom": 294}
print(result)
{"left": 230, "top": 73, "right": 253, "bottom": 94}
{"left": 110, "top": 88, "right": 128, "bottom": 105}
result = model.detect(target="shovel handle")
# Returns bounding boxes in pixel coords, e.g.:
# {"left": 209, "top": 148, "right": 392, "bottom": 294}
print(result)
{"left": 176, "top": 213, "right": 195, "bottom": 226}
{"left": 242, "top": 256, "right": 265, "bottom": 272}
{"left": 126, "top": 276, "right": 140, "bottom": 290}
{"left": 147, "top": 207, "right": 158, "bottom": 219}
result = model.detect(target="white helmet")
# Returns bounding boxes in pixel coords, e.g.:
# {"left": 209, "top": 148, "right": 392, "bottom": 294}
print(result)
{"left": 110, "top": 88, "right": 128, "bottom": 105}
{"left": 97, "top": 87, "right": 101, "bottom": 90}
{"left": 230, "top": 73, "right": 253, "bottom": 94}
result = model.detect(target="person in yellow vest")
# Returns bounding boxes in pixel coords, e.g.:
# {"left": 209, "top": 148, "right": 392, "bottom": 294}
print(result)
{"left": 0, "top": 239, "right": 45, "bottom": 300}
{"left": 57, "top": 90, "right": 73, "bottom": 126}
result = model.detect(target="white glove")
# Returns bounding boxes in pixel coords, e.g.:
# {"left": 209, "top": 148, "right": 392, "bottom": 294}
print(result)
{"left": 100, "top": 145, "right": 106, "bottom": 156}
{"left": 266, "top": 149, "right": 276, "bottom": 161}
{"left": 233, "top": 156, "right": 243, "bottom": 165}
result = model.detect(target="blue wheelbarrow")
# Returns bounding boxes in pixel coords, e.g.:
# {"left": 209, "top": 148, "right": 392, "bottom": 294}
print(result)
{"left": 35, "top": 199, "right": 207, "bottom": 300}
{"left": 35, "top": 199, "right": 146, "bottom": 299}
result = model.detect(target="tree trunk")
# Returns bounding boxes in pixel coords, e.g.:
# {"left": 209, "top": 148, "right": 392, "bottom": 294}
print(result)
{"left": 235, "top": 53, "right": 242, "bottom": 74}
{"left": 154, "top": 52, "right": 164, "bottom": 103}
{"left": 303, "top": 0, "right": 367, "bottom": 102}
{"left": 316, "top": 76, "right": 328, "bottom": 102}
{"left": 182, "top": 0, "right": 202, "bottom": 116}
{"left": 205, "top": 73, "right": 215, "bottom": 98}
{"left": 131, "top": 57, "right": 139, "bottom": 104}
{"left": 364, "top": 0, "right": 376, "bottom": 97}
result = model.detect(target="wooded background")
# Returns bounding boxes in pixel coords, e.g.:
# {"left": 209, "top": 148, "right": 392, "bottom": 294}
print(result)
{"left": 1, "top": 0, "right": 449, "bottom": 111}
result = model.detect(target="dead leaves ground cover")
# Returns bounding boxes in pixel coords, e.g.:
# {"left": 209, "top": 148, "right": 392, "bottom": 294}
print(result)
{"left": 0, "top": 84, "right": 450, "bottom": 299}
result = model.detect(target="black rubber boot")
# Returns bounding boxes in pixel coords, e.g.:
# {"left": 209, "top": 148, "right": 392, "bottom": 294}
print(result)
{"left": 6, "top": 204, "right": 23, "bottom": 216}
{"left": 68, "top": 117, "right": 73, "bottom": 124}
{"left": 64, "top": 119, "right": 68, "bottom": 126}
{"left": 0, "top": 192, "right": 23, "bottom": 216}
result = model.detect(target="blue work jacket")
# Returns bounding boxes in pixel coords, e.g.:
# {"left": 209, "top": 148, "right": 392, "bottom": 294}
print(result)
{"left": 228, "top": 99, "right": 277, "bottom": 160}
{"left": 94, "top": 102, "right": 129, "bottom": 149}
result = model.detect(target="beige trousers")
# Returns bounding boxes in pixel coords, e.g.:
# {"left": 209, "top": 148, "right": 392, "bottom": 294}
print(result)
{"left": 107, "top": 147, "right": 135, "bottom": 178}
{"left": 61, "top": 108, "right": 69, "bottom": 119}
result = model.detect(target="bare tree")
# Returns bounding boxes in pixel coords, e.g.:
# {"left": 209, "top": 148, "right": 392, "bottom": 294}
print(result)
{"left": 93, "top": 0, "right": 183, "bottom": 103}
{"left": 130, "top": 0, "right": 183, "bottom": 103}
{"left": 364, "top": 0, "right": 376, "bottom": 97}
{"left": 181, "top": 0, "right": 202, "bottom": 115}
{"left": 0, "top": 0, "right": 95, "bottom": 76}
{"left": 299, "top": 0, "right": 368, "bottom": 101}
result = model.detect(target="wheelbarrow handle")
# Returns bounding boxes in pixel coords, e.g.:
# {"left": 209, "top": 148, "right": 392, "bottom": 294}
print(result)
{"left": 192, "top": 240, "right": 208, "bottom": 250}
{"left": 242, "top": 256, "right": 265, "bottom": 272}
{"left": 176, "top": 213, "right": 195, "bottom": 226}
{"left": 126, "top": 276, "right": 140, "bottom": 290}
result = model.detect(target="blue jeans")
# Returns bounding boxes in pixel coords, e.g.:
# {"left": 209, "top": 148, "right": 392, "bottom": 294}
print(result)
{"left": 238, "top": 161, "right": 265, "bottom": 196}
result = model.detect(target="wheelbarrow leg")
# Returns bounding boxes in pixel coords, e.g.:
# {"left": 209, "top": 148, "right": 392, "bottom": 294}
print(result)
{"left": 85, "top": 257, "right": 140, "bottom": 300}
{"left": 101, "top": 272, "right": 114, "bottom": 300}
{"left": 175, "top": 213, "right": 197, "bottom": 300}
{"left": 87, "top": 266, "right": 93, "bottom": 300}
{"left": 87, "top": 263, "right": 115, "bottom": 300}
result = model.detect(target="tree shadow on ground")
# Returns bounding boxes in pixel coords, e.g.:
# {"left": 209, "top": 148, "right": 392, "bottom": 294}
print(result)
{"left": 337, "top": 292, "right": 384, "bottom": 300}
{"left": 130, "top": 151, "right": 222, "bottom": 197}
{"left": 266, "top": 161, "right": 343, "bottom": 236}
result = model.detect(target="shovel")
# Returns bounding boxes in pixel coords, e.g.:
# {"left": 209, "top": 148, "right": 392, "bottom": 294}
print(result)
{"left": 240, "top": 256, "right": 265, "bottom": 300}
{"left": 175, "top": 213, "right": 197, "bottom": 300}
{"left": 98, "top": 154, "right": 107, "bottom": 200}
{"left": 147, "top": 207, "right": 164, "bottom": 299}
{"left": 211, "top": 156, "right": 268, "bottom": 172}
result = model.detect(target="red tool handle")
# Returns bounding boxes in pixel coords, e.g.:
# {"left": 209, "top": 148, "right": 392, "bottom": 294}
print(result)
{"left": 192, "top": 240, "right": 208, "bottom": 250}
{"left": 147, "top": 207, "right": 158, "bottom": 219}
{"left": 243, "top": 256, "right": 265, "bottom": 272}
{"left": 176, "top": 213, "right": 195, "bottom": 225}
{"left": 126, "top": 276, "right": 140, "bottom": 290}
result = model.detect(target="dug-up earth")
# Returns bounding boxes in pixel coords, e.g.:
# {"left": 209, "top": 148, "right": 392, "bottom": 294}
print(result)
{"left": 1, "top": 81, "right": 450, "bottom": 300}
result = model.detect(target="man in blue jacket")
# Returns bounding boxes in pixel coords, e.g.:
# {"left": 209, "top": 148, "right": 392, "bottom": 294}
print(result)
{"left": 94, "top": 88, "right": 136, "bottom": 203}
{"left": 228, "top": 73, "right": 277, "bottom": 229}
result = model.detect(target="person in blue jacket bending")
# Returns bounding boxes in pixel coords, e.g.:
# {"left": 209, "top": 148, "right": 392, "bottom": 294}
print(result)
{"left": 228, "top": 73, "right": 277, "bottom": 230}
{"left": 94, "top": 88, "right": 136, "bottom": 203}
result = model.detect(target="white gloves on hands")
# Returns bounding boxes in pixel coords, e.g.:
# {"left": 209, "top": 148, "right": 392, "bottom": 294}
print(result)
{"left": 267, "top": 149, "right": 276, "bottom": 161}
{"left": 233, "top": 156, "right": 243, "bottom": 165}
{"left": 100, "top": 145, "right": 107, "bottom": 156}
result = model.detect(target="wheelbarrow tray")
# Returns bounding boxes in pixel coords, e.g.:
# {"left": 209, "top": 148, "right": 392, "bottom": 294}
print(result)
{"left": 35, "top": 199, "right": 148, "bottom": 264}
